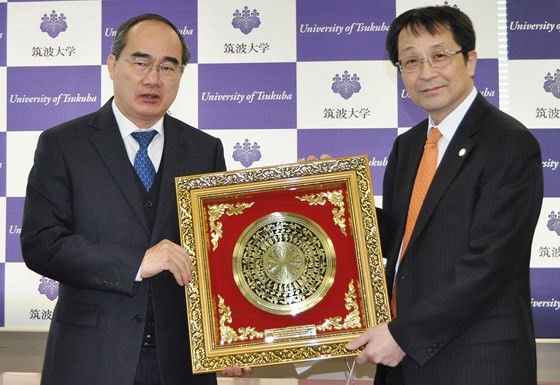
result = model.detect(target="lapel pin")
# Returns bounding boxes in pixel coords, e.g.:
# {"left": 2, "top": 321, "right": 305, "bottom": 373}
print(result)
{"left": 458, "top": 148, "right": 466, "bottom": 157}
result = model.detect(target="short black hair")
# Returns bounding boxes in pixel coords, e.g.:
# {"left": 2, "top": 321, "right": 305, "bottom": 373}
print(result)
{"left": 111, "top": 13, "right": 191, "bottom": 66}
{"left": 385, "top": 6, "right": 475, "bottom": 66}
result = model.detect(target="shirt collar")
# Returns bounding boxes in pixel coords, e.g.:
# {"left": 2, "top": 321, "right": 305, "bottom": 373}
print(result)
{"left": 428, "top": 87, "right": 477, "bottom": 142}
{"left": 112, "top": 99, "right": 164, "bottom": 139}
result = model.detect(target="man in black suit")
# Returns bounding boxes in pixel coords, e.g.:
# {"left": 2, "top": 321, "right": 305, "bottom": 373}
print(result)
{"left": 21, "top": 13, "right": 248, "bottom": 385}
{"left": 346, "top": 6, "right": 543, "bottom": 385}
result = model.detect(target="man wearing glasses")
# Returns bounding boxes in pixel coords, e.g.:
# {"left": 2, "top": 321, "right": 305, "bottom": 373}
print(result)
{"left": 346, "top": 6, "right": 543, "bottom": 385}
{"left": 21, "top": 14, "right": 248, "bottom": 385}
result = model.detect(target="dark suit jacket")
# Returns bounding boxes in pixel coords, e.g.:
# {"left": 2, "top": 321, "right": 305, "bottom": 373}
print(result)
{"left": 21, "top": 99, "right": 226, "bottom": 385}
{"left": 379, "top": 94, "right": 543, "bottom": 385}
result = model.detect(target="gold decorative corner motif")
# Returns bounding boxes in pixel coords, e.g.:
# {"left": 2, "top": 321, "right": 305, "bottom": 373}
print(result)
{"left": 207, "top": 202, "right": 254, "bottom": 251}
{"left": 218, "top": 295, "right": 263, "bottom": 345}
{"left": 316, "top": 280, "right": 361, "bottom": 331}
{"left": 296, "top": 190, "right": 347, "bottom": 236}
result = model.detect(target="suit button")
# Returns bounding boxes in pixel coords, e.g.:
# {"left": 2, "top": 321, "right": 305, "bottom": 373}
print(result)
{"left": 133, "top": 314, "right": 143, "bottom": 323}
{"left": 146, "top": 201, "right": 153, "bottom": 208}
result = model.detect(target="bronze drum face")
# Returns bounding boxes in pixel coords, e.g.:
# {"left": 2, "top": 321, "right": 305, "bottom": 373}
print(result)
{"left": 233, "top": 212, "right": 335, "bottom": 315}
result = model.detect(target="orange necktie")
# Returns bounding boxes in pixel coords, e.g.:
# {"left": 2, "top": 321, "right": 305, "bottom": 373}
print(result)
{"left": 391, "top": 127, "right": 442, "bottom": 316}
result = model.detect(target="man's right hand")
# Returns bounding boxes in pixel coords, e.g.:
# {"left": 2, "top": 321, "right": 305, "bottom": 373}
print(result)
{"left": 140, "top": 239, "right": 193, "bottom": 286}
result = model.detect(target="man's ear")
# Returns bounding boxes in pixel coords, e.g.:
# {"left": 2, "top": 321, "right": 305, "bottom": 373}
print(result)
{"left": 107, "top": 54, "right": 117, "bottom": 80}
{"left": 466, "top": 50, "right": 477, "bottom": 78}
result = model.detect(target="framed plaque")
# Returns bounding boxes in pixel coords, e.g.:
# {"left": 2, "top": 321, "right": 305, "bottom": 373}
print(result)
{"left": 175, "top": 155, "right": 390, "bottom": 373}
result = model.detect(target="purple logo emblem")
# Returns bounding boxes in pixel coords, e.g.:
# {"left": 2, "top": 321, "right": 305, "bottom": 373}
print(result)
{"left": 40, "top": 10, "right": 68, "bottom": 38}
{"left": 332, "top": 70, "right": 362, "bottom": 100}
{"left": 440, "top": 1, "right": 459, "bottom": 9}
{"left": 233, "top": 139, "right": 262, "bottom": 167}
{"left": 38, "top": 276, "right": 59, "bottom": 301}
{"left": 543, "top": 70, "right": 560, "bottom": 99}
{"left": 547, "top": 211, "right": 560, "bottom": 236}
{"left": 232, "top": 6, "right": 261, "bottom": 35}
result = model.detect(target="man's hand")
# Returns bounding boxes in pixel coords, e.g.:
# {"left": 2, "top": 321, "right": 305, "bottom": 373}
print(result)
{"left": 219, "top": 365, "right": 253, "bottom": 377}
{"left": 346, "top": 323, "right": 405, "bottom": 367}
{"left": 140, "top": 239, "right": 193, "bottom": 286}
{"left": 298, "top": 154, "right": 332, "bottom": 162}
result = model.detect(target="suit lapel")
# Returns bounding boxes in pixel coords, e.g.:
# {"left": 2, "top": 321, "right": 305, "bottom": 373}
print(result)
{"left": 407, "top": 131, "right": 475, "bottom": 248}
{"left": 151, "top": 118, "right": 188, "bottom": 241}
{"left": 405, "top": 94, "right": 485, "bottom": 252}
{"left": 89, "top": 101, "right": 152, "bottom": 235}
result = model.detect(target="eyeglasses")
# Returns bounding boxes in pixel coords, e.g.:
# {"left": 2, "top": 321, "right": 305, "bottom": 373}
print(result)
{"left": 114, "top": 54, "right": 183, "bottom": 79}
{"left": 396, "top": 49, "right": 465, "bottom": 73}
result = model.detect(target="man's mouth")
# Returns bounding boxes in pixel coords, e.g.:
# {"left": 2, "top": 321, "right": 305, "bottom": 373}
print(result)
{"left": 421, "top": 85, "right": 444, "bottom": 93}
{"left": 140, "top": 93, "right": 160, "bottom": 100}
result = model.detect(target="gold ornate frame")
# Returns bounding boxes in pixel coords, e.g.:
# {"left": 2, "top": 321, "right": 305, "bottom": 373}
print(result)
{"left": 175, "top": 155, "right": 390, "bottom": 373}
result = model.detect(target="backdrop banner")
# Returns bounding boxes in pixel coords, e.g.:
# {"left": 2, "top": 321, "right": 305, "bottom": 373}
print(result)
{"left": 0, "top": 0, "right": 558, "bottom": 340}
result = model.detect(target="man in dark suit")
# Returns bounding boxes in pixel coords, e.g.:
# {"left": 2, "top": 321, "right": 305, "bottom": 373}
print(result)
{"left": 346, "top": 6, "right": 543, "bottom": 385}
{"left": 21, "top": 13, "right": 248, "bottom": 385}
